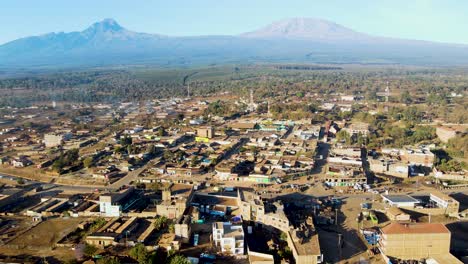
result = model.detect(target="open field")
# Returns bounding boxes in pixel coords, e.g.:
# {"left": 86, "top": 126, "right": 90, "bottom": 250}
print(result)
{"left": 318, "top": 196, "right": 386, "bottom": 264}
{"left": 5, "top": 217, "right": 82, "bottom": 249}
{"left": 0, "top": 216, "right": 35, "bottom": 245}
{"left": 131, "top": 64, "right": 345, "bottom": 83}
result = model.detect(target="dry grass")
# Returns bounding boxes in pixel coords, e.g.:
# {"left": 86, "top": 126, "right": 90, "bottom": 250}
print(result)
{"left": 7, "top": 217, "right": 82, "bottom": 248}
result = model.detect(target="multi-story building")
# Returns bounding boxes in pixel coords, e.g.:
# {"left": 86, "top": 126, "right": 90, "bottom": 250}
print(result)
{"left": 44, "top": 132, "right": 72, "bottom": 148}
{"left": 369, "top": 158, "right": 409, "bottom": 178}
{"left": 263, "top": 202, "right": 291, "bottom": 232}
{"left": 330, "top": 146, "right": 362, "bottom": 158}
{"left": 197, "top": 126, "right": 214, "bottom": 139}
{"left": 212, "top": 222, "right": 244, "bottom": 255}
{"left": 99, "top": 187, "right": 134, "bottom": 217}
{"left": 287, "top": 222, "right": 322, "bottom": 264}
{"left": 344, "top": 122, "right": 369, "bottom": 137}
{"left": 325, "top": 165, "right": 366, "bottom": 187}
{"left": 238, "top": 191, "right": 265, "bottom": 223}
{"left": 430, "top": 191, "right": 460, "bottom": 216}
{"left": 381, "top": 194, "right": 420, "bottom": 208}
{"left": 385, "top": 207, "right": 411, "bottom": 222}
{"left": 156, "top": 184, "right": 193, "bottom": 219}
{"left": 379, "top": 223, "right": 459, "bottom": 262}
{"left": 174, "top": 215, "right": 191, "bottom": 242}
{"left": 295, "top": 126, "right": 321, "bottom": 140}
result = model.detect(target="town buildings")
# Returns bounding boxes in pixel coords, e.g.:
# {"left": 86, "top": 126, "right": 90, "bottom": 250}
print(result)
{"left": 429, "top": 191, "right": 460, "bottom": 216}
{"left": 379, "top": 223, "right": 461, "bottom": 263}
{"left": 212, "top": 222, "right": 245, "bottom": 255}
{"left": 99, "top": 187, "right": 135, "bottom": 217}
{"left": 287, "top": 222, "right": 322, "bottom": 264}
{"left": 381, "top": 194, "right": 420, "bottom": 208}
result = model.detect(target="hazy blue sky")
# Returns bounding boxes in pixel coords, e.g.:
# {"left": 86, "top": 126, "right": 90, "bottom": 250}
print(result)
{"left": 1, "top": 0, "right": 467, "bottom": 44}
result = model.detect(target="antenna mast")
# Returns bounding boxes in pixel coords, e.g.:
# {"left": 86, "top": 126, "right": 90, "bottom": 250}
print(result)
{"left": 385, "top": 81, "right": 390, "bottom": 102}
{"left": 187, "top": 82, "right": 190, "bottom": 98}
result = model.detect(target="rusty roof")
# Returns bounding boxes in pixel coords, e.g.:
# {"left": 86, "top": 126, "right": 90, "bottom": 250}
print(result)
{"left": 381, "top": 222, "right": 449, "bottom": 235}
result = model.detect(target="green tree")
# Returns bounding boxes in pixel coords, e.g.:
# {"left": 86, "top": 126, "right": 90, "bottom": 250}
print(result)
{"left": 279, "top": 232, "right": 288, "bottom": 241}
{"left": 157, "top": 127, "right": 165, "bottom": 137}
{"left": 168, "top": 223, "right": 175, "bottom": 233}
{"left": 83, "top": 156, "right": 94, "bottom": 168}
{"left": 177, "top": 113, "right": 185, "bottom": 121}
{"left": 411, "top": 126, "right": 435, "bottom": 143}
{"left": 366, "top": 88, "right": 378, "bottom": 101}
{"left": 446, "top": 134, "right": 468, "bottom": 158}
{"left": 90, "top": 218, "right": 107, "bottom": 232}
{"left": 146, "top": 145, "right": 156, "bottom": 155}
{"left": 127, "top": 145, "right": 133, "bottom": 155}
{"left": 356, "top": 133, "right": 367, "bottom": 146}
{"left": 120, "top": 136, "right": 132, "bottom": 146}
{"left": 400, "top": 90, "right": 412, "bottom": 104}
{"left": 190, "top": 156, "right": 200, "bottom": 167}
{"left": 168, "top": 255, "right": 191, "bottom": 264}
{"left": 278, "top": 247, "right": 293, "bottom": 260}
{"left": 97, "top": 256, "right": 121, "bottom": 264}
{"left": 52, "top": 159, "right": 66, "bottom": 173}
{"left": 114, "top": 146, "right": 123, "bottom": 153}
{"left": 336, "top": 130, "right": 352, "bottom": 145}
{"left": 154, "top": 216, "right": 169, "bottom": 231}
{"left": 129, "top": 243, "right": 149, "bottom": 264}
{"left": 83, "top": 244, "right": 98, "bottom": 257}
{"left": 438, "top": 159, "right": 463, "bottom": 172}
{"left": 163, "top": 150, "right": 174, "bottom": 161}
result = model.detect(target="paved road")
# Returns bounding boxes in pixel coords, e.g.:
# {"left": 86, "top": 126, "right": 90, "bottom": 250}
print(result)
{"left": 108, "top": 157, "right": 161, "bottom": 189}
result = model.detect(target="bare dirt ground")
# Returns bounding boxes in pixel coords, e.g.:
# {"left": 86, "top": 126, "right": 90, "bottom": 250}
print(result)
{"left": 0, "top": 216, "right": 34, "bottom": 245}
{"left": 180, "top": 222, "right": 215, "bottom": 257}
{"left": 0, "top": 217, "right": 83, "bottom": 263}
{"left": 318, "top": 196, "right": 386, "bottom": 264}
{"left": 5, "top": 217, "right": 82, "bottom": 249}
{"left": 0, "top": 166, "right": 56, "bottom": 183}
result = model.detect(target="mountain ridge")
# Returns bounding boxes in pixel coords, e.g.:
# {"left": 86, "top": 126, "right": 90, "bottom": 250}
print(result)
{"left": 240, "top": 17, "right": 373, "bottom": 41}
{"left": 1, "top": 18, "right": 468, "bottom": 69}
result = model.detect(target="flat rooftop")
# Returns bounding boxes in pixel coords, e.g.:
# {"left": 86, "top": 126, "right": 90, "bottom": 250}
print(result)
{"left": 191, "top": 193, "right": 238, "bottom": 207}
{"left": 223, "top": 225, "right": 244, "bottom": 238}
{"left": 381, "top": 223, "right": 449, "bottom": 235}
{"left": 288, "top": 230, "right": 321, "bottom": 256}
{"left": 382, "top": 194, "right": 419, "bottom": 203}
{"left": 430, "top": 191, "right": 457, "bottom": 203}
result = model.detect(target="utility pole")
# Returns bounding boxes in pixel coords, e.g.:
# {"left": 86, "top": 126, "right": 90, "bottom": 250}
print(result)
{"left": 338, "top": 233, "right": 342, "bottom": 262}
{"left": 385, "top": 81, "right": 390, "bottom": 102}
{"left": 125, "top": 230, "right": 129, "bottom": 247}
{"left": 335, "top": 208, "right": 339, "bottom": 226}
{"left": 187, "top": 82, "right": 190, "bottom": 98}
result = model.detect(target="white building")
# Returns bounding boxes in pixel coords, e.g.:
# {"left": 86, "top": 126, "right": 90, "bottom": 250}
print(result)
{"left": 296, "top": 126, "right": 321, "bottom": 140}
{"left": 341, "top": 95, "right": 355, "bottom": 101}
{"left": 44, "top": 133, "right": 72, "bottom": 148}
{"left": 429, "top": 191, "right": 460, "bottom": 215}
{"left": 212, "top": 222, "right": 244, "bottom": 255}
{"left": 99, "top": 187, "right": 134, "bottom": 217}
{"left": 381, "top": 194, "right": 419, "bottom": 208}
{"left": 344, "top": 122, "right": 369, "bottom": 137}
{"left": 99, "top": 195, "right": 121, "bottom": 217}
